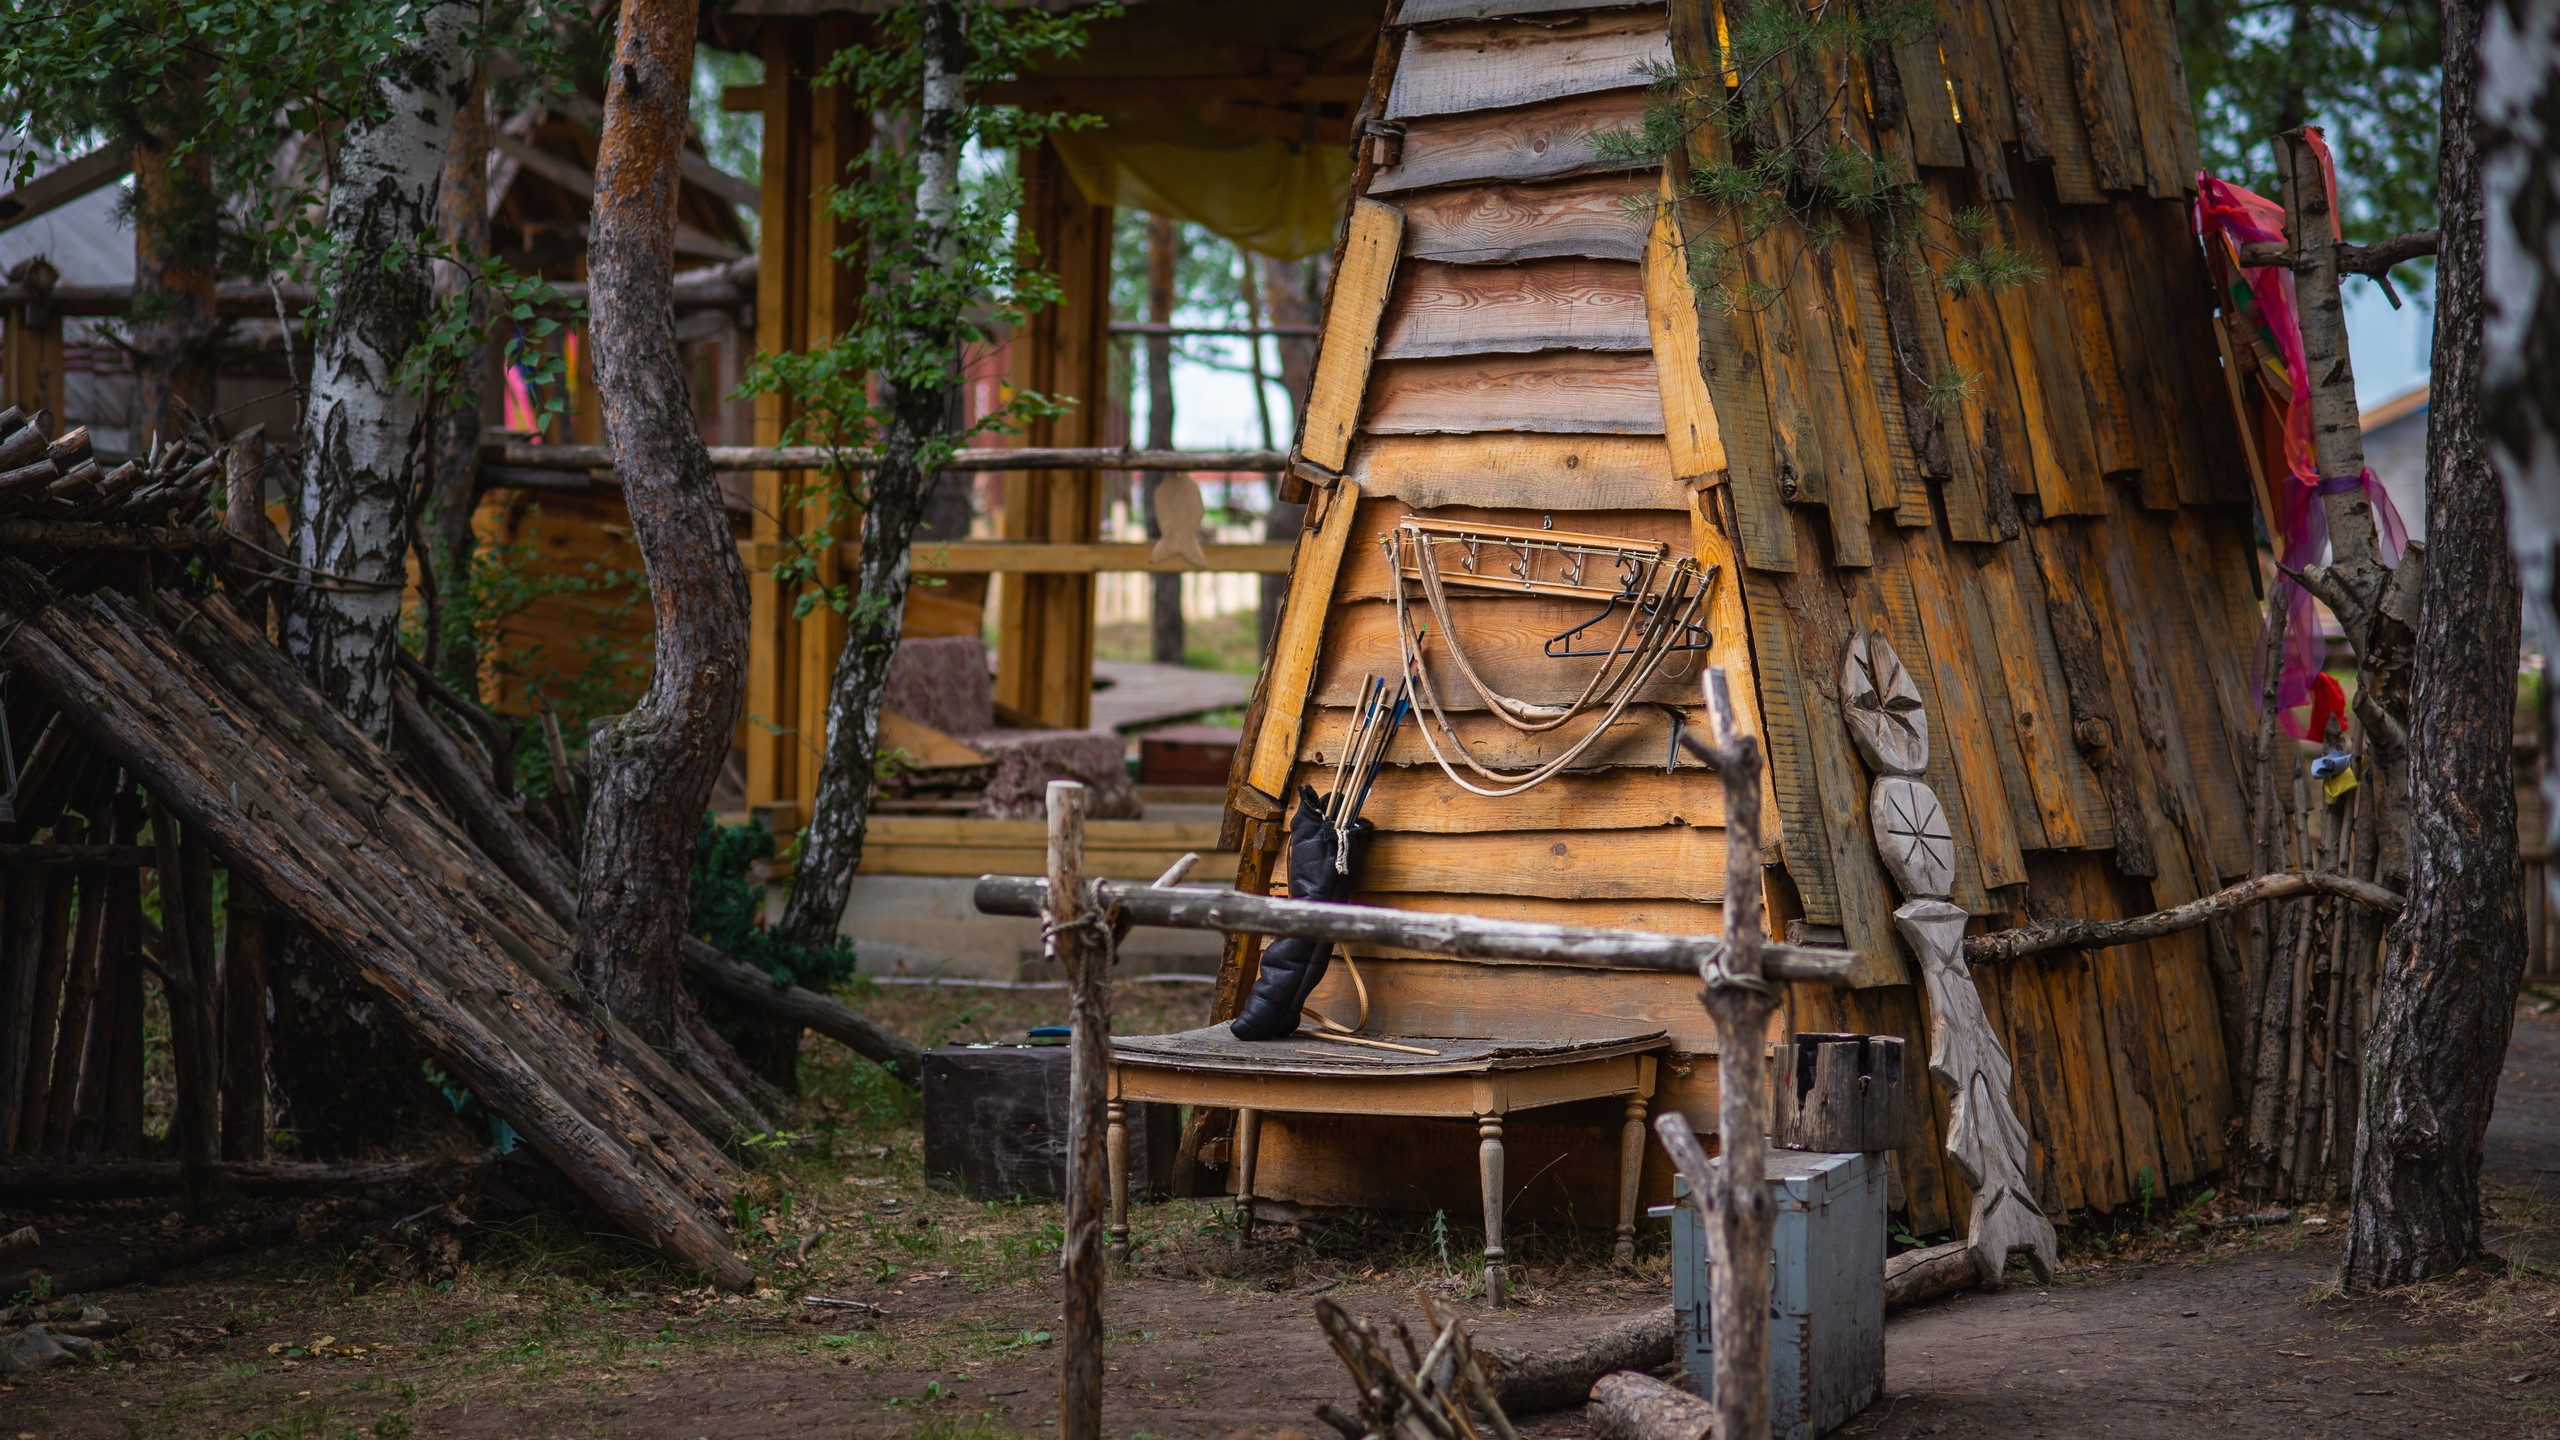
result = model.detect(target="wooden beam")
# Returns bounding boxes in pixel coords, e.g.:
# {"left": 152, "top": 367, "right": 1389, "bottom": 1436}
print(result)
{"left": 482, "top": 443, "right": 1290, "bottom": 473}
{"left": 904, "top": 541, "right": 1296, "bottom": 574}
{"left": 1299, "top": 199, "right": 1405, "bottom": 473}
{"left": 970, "top": 875, "right": 1858, "bottom": 984}
{"left": 0, "top": 145, "right": 131, "bottom": 230}
{"left": 983, "top": 74, "right": 1372, "bottom": 109}
{"left": 1244, "top": 480, "right": 1364, "bottom": 802}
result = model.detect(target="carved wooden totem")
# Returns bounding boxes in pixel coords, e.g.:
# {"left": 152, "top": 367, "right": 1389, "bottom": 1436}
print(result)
{"left": 1841, "top": 629, "right": 2058, "bottom": 1285}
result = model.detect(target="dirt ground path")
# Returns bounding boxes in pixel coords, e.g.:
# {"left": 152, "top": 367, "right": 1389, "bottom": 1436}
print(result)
{"left": 3, "top": 1001, "right": 2556, "bottom": 1439}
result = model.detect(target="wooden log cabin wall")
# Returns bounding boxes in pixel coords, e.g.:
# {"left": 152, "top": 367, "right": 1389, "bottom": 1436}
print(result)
{"left": 1226, "top": 0, "right": 2256, "bottom": 1234}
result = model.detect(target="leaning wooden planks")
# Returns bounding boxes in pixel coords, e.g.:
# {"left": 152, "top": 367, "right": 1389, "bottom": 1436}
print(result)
{"left": 0, "top": 580, "right": 752, "bottom": 1287}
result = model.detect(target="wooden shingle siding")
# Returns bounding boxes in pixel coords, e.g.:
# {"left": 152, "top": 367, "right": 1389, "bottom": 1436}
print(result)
{"left": 1228, "top": 0, "right": 2260, "bottom": 1231}
{"left": 1361, "top": 351, "right": 1666, "bottom": 434}
{"left": 1367, "top": 92, "right": 1653, "bottom": 195}
{"left": 1395, "top": 176, "right": 1651, "bottom": 264}
{"left": 1344, "top": 433, "right": 1690, "bottom": 509}
{"left": 1376, "top": 258, "right": 1651, "bottom": 359}
{"left": 1385, "top": 8, "right": 1670, "bottom": 118}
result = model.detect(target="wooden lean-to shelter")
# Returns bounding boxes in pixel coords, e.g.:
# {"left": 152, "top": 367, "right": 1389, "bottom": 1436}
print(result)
{"left": 1221, "top": 0, "right": 2258, "bottom": 1236}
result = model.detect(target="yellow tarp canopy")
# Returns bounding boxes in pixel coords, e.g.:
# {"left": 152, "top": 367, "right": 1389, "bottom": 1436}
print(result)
{"left": 1032, "top": 0, "right": 1380, "bottom": 258}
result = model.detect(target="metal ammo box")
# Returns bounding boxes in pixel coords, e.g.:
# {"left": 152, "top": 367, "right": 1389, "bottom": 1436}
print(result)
{"left": 1659, "top": 1148, "right": 1886, "bottom": 1439}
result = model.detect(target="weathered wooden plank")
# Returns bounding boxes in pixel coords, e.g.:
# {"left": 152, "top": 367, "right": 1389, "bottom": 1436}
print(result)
{"left": 2081, "top": 200, "right": 2190, "bottom": 505}
{"left": 1889, "top": 31, "right": 1967, "bottom": 169}
{"left": 1343, "top": 433, "right": 1687, "bottom": 510}
{"left": 1671, "top": 190, "right": 1793, "bottom": 570}
{"left": 2053, "top": 0, "right": 2144, "bottom": 191}
{"left": 2110, "top": 0, "right": 2187, "bottom": 198}
{"left": 2040, "top": 515, "right": 2189, "bottom": 902}
{"left": 1369, "top": 91, "right": 1652, "bottom": 196}
{"left": 1340, "top": 890, "right": 1722, "bottom": 935}
{"left": 1334, "top": 498, "right": 1692, "bottom": 598}
{"left": 1771, "top": 515, "right": 1910, "bottom": 985}
{"left": 1305, "top": 952, "right": 1720, "bottom": 1053}
{"left": 1902, "top": 524, "right": 2030, "bottom": 889}
{"left": 2070, "top": 875, "right": 2169, "bottom": 1201}
{"left": 1857, "top": 534, "right": 1994, "bottom": 916}
{"left": 1395, "top": 175, "right": 1650, "bottom": 264}
{"left": 1834, "top": 227, "right": 1927, "bottom": 524}
{"left": 1363, "top": 351, "right": 1664, "bottom": 435}
{"left": 2136, "top": 200, "right": 2254, "bottom": 504}
{"left": 1302, "top": 201, "right": 1404, "bottom": 472}
{"left": 2006, "top": 533, "right": 2116, "bottom": 847}
{"left": 1375, "top": 258, "right": 1650, "bottom": 360}
{"left": 1395, "top": 0, "right": 1662, "bottom": 24}
{"left": 1985, "top": 242, "right": 2104, "bottom": 517}
{"left": 1738, "top": 547, "right": 1835, "bottom": 922}
{"left": 1299, "top": 702, "right": 1705, "bottom": 772}
{"left": 2119, "top": 497, "right": 2253, "bottom": 880}
{"left": 2045, "top": 212, "right": 2146, "bottom": 490}
{"left": 2033, "top": 948, "right": 2129, "bottom": 1209}
{"left": 1943, "top": 541, "right": 2056, "bottom": 854}
{"left": 1967, "top": 541, "right": 2087, "bottom": 849}
{"left": 1783, "top": 244, "right": 1876, "bottom": 568}
{"left": 1920, "top": 178, "right": 2032, "bottom": 514}
{"left": 1644, "top": 203, "right": 1728, "bottom": 482}
{"left": 1386, "top": 9, "right": 1671, "bottom": 119}
{"left": 1810, "top": 242, "right": 1901, "bottom": 520}
{"left": 1355, "top": 825, "right": 1728, "bottom": 900}
{"left": 2000, "top": 0, "right": 2105, "bottom": 202}
{"left": 1687, "top": 488, "right": 1785, "bottom": 849}
{"left": 1309, "top": 594, "right": 1706, "bottom": 708}
{"left": 1246, "top": 480, "right": 1368, "bottom": 799}
{"left": 1351, "top": 764, "right": 1730, "bottom": 831}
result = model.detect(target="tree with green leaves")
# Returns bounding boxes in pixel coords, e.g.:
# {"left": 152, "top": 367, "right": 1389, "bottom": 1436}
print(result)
{"left": 745, "top": 0, "right": 1108, "bottom": 967}
{"left": 2179, "top": 0, "right": 2443, "bottom": 241}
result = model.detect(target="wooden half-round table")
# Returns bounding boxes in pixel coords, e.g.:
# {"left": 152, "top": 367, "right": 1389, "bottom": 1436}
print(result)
{"left": 1105, "top": 1027, "right": 1667, "bottom": 1304}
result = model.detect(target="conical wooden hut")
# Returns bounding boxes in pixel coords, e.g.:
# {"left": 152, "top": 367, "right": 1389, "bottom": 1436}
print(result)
{"left": 1218, "top": 0, "right": 2256, "bottom": 1237}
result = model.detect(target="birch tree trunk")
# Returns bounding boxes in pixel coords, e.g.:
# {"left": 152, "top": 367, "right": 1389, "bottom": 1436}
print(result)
{"left": 2343, "top": 0, "right": 2529, "bottom": 1289}
{"left": 266, "top": 4, "right": 476, "bottom": 1155}
{"left": 281, "top": 3, "right": 475, "bottom": 746}
{"left": 775, "top": 0, "right": 968, "bottom": 956}
{"left": 577, "top": 0, "right": 751, "bottom": 1046}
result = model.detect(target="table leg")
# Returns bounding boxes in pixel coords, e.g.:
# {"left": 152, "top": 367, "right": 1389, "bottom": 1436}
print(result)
{"left": 1478, "top": 1113, "right": 1506, "bottom": 1306}
{"left": 1616, "top": 1092, "right": 1647, "bottom": 1263}
{"left": 1107, "top": 1099, "right": 1130, "bottom": 1262}
{"left": 1235, "top": 1108, "right": 1262, "bottom": 1243}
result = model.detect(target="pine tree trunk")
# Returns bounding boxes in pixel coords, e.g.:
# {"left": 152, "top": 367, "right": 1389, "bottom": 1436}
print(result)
{"left": 268, "top": 6, "right": 476, "bottom": 1153}
{"left": 428, "top": 69, "right": 492, "bottom": 682}
{"left": 129, "top": 111, "right": 217, "bottom": 450}
{"left": 2343, "top": 0, "right": 2528, "bottom": 1288}
{"left": 775, "top": 0, "right": 968, "bottom": 958}
{"left": 2482, "top": 0, "right": 2560, "bottom": 863}
{"left": 577, "top": 0, "right": 751, "bottom": 1047}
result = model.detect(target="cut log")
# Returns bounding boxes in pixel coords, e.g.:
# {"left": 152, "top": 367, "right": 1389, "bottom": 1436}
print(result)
{"left": 1472, "top": 1303, "right": 1678, "bottom": 1413}
{"left": 679, "top": 938, "right": 922, "bottom": 1085}
{"left": 0, "top": 573, "right": 754, "bottom": 1289}
{"left": 1884, "top": 1239, "right": 1984, "bottom": 1311}
{"left": 0, "top": 1215, "right": 294, "bottom": 1297}
{"left": 1588, "top": 1371, "right": 1713, "bottom": 1440}
{"left": 396, "top": 679, "right": 921, "bottom": 1088}
{"left": 0, "top": 1158, "right": 449, "bottom": 1203}
{"left": 0, "top": 1225, "right": 34, "bottom": 1260}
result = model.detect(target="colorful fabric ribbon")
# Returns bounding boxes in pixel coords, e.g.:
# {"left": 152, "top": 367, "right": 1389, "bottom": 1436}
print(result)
{"left": 2193, "top": 130, "right": 2407, "bottom": 740}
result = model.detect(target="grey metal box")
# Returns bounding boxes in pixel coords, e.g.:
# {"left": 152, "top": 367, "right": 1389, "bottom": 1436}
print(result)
{"left": 1666, "top": 1148, "right": 1885, "bottom": 1440}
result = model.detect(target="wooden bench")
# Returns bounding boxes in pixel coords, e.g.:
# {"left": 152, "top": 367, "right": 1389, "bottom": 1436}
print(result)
{"left": 1105, "top": 1027, "right": 1665, "bottom": 1304}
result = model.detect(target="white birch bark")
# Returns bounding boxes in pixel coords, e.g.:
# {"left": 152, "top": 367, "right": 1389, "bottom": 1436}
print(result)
{"left": 282, "top": 2, "right": 476, "bottom": 744}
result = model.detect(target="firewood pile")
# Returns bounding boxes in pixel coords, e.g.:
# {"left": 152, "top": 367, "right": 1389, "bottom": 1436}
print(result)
{"left": 0, "top": 563, "right": 766, "bottom": 1288}
{"left": 1314, "top": 1296, "right": 1522, "bottom": 1440}
{"left": 0, "top": 409, "right": 223, "bottom": 536}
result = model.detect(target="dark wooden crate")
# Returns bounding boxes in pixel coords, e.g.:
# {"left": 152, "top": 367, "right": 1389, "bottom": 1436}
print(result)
{"left": 922, "top": 1045, "right": 1180, "bottom": 1200}
{"left": 1138, "top": 726, "right": 1243, "bottom": 787}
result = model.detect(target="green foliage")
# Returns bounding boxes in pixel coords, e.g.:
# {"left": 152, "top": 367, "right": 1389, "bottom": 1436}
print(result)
{"left": 400, "top": 254, "right": 582, "bottom": 429}
{"left": 2176, "top": 0, "right": 2441, "bottom": 242}
{"left": 1587, "top": 0, "right": 2032, "bottom": 404}
{"left": 736, "top": 0, "right": 1114, "bottom": 616}
{"left": 689, "top": 815, "right": 859, "bottom": 993}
